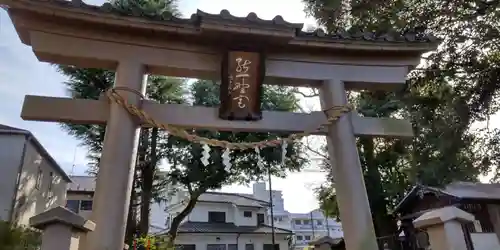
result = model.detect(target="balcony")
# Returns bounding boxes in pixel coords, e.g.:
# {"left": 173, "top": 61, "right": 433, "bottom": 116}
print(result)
{"left": 292, "top": 224, "right": 325, "bottom": 230}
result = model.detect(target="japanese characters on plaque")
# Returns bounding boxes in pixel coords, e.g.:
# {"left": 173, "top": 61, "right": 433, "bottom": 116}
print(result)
{"left": 219, "top": 51, "right": 264, "bottom": 121}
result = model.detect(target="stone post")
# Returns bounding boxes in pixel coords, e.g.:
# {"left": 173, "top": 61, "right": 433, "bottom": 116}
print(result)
{"left": 319, "top": 79, "right": 378, "bottom": 250}
{"left": 84, "top": 61, "right": 147, "bottom": 250}
{"left": 29, "top": 206, "right": 95, "bottom": 250}
{"left": 413, "top": 206, "right": 475, "bottom": 250}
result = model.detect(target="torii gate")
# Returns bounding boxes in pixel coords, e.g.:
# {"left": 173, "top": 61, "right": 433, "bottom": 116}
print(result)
{"left": 1, "top": 1, "right": 438, "bottom": 250}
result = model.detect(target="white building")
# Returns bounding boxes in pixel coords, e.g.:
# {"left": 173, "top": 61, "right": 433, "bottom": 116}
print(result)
{"left": 0, "top": 124, "right": 71, "bottom": 226}
{"left": 65, "top": 175, "right": 95, "bottom": 219}
{"left": 251, "top": 183, "right": 343, "bottom": 250}
{"left": 158, "top": 191, "right": 293, "bottom": 250}
{"left": 289, "top": 210, "right": 343, "bottom": 249}
{"left": 251, "top": 183, "right": 292, "bottom": 231}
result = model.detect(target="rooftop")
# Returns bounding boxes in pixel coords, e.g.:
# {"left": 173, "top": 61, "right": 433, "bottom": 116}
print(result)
{"left": 68, "top": 175, "right": 96, "bottom": 192}
{"left": 68, "top": 176, "right": 269, "bottom": 207}
{"left": 164, "top": 221, "right": 292, "bottom": 234}
{"left": 2, "top": 0, "right": 439, "bottom": 56}
{"left": 0, "top": 123, "right": 72, "bottom": 182}
{"left": 394, "top": 182, "right": 500, "bottom": 213}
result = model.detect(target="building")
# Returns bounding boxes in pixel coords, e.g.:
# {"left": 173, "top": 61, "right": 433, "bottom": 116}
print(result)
{"left": 394, "top": 182, "right": 500, "bottom": 250}
{"left": 289, "top": 210, "right": 343, "bottom": 249}
{"left": 67, "top": 177, "right": 293, "bottom": 250}
{"left": 160, "top": 190, "right": 293, "bottom": 250}
{"left": 0, "top": 124, "right": 71, "bottom": 225}
{"left": 68, "top": 175, "right": 340, "bottom": 250}
{"left": 251, "top": 183, "right": 343, "bottom": 249}
{"left": 251, "top": 183, "right": 292, "bottom": 231}
{"left": 65, "top": 175, "right": 95, "bottom": 219}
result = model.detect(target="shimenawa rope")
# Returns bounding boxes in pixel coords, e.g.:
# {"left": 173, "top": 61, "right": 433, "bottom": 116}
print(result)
{"left": 106, "top": 87, "right": 352, "bottom": 150}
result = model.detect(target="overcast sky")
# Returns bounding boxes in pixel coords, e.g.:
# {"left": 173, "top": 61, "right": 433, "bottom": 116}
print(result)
{"left": 0, "top": 0, "right": 329, "bottom": 213}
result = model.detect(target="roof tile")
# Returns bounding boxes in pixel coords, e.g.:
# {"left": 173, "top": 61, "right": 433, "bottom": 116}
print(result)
{"left": 19, "top": 0, "right": 437, "bottom": 45}
{"left": 173, "top": 221, "right": 292, "bottom": 234}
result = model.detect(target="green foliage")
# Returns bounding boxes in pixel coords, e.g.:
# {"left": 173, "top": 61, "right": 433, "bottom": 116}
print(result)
{"left": 109, "top": 0, "right": 181, "bottom": 16}
{"left": 0, "top": 221, "right": 41, "bottom": 250}
{"left": 315, "top": 184, "right": 339, "bottom": 220}
{"left": 133, "top": 235, "right": 161, "bottom": 250}
{"left": 163, "top": 81, "right": 306, "bottom": 194}
{"left": 305, "top": 0, "right": 500, "bottom": 239}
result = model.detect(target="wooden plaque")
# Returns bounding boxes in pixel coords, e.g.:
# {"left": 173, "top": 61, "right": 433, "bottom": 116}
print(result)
{"left": 219, "top": 51, "right": 264, "bottom": 121}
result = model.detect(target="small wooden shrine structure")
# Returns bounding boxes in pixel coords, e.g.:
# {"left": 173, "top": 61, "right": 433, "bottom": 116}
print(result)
{"left": 394, "top": 182, "right": 500, "bottom": 249}
{"left": 0, "top": 0, "right": 439, "bottom": 249}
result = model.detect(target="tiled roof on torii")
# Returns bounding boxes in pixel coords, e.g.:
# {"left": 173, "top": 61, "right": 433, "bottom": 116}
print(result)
{"left": 1, "top": 0, "right": 439, "bottom": 50}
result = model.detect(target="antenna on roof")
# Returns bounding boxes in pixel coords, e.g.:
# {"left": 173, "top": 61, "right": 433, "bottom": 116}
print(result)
{"left": 70, "top": 147, "right": 77, "bottom": 176}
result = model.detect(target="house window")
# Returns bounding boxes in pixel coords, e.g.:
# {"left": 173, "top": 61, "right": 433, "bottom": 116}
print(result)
{"left": 175, "top": 245, "right": 195, "bottom": 250}
{"left": 263, "top": 244, "right": 279, "bottom": 250}
{"left": 66, "top": 200, "right": 80, "bottom": 213}
{"left": 35, "top": 167, "right": 42, "bottom": 190}
{"left": 208, "top": 212, "right": 226, "bottom": 223}
{"left": 48, "top": 172, "right": 54, "bottom": 191}
{"left": 257, "top": 213, "right": 265, "bottom": 224}
{"left": 80, "top": 200, "right": 93, "bottom": 211}
{"left": 228, "top": 244, "right": 237, "bottom": 250}
{"left": 296, "top": 235, "right": 303, "bottom": 241}
{"left": 303, "top": 219, "right": 310, "bottom": 225}
{"left": 294, "top": 219, "right": 302, "bottom": 225}
{"left": 207, "top": 244, "right": 226, "bottom": 250}
{"left": 243, "top": 211, "right": 252, "bottom": 218}
{"left": 305, "top": 236, "right": 311, "bottom": 240}
{"left": 245, "top": 244, "right": 254, "bottom": 250}
{"left": 316, "top": 219, "right": 323, "bottom": 225}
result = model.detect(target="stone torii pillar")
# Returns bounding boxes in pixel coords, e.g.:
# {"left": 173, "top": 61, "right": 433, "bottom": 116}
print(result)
{"left": 320, "top": 80, "right": 378, "bottom": 250}
{"left": 83, "top": 61, "right": 147, "bottom": 250}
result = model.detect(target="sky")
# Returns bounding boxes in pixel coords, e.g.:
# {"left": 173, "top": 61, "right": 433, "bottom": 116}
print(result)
{"left": 0, "top": 0, "right": 326, "bottom": 213}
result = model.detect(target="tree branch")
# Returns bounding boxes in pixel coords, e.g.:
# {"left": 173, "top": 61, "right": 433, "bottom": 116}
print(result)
{"left": 303, "top": 137, "right": 329, "bottom": 160}
{"left": 293, "top": 88, "right": 319, "bottom": 98}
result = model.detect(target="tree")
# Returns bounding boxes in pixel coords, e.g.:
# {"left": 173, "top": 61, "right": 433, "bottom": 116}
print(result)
{"left": 159, "top": 80, "right": 307, "bottom": 247}
{"left": 58, "top": 0, "right": 184, "bottom": 240}
{"left": 58, "top": 65, "right": 187, "bottom": 238}
{"left": 303, "top": 0, "right": 500, "bottom": 245}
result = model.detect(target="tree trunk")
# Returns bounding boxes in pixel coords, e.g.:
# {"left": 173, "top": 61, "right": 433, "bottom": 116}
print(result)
{"left": 125, "top": 169, "right": 138, "bottom": 244}
{"left": 137, "top": 128, "right": 151, "bottom": 236}
{"left": 165, "top": 194, "right": 200, "bottom": 248}
{"left": 360, "top": 138, "right": 398, "bottom": 249}
{"left": 138, "top": 128, "right": 158, "bottom": 235}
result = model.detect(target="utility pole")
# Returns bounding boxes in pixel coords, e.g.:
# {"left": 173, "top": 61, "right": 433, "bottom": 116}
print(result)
{"left": 268, "top": 170, "right": 276, "bottom": 250}
{"left": 325, "top": 215, "right": 330, "bottom": 237}
{"left": 310, "top": 211, "right": 315, "bottom": 238}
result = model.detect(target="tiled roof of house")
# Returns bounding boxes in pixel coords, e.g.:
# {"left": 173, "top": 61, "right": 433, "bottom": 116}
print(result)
{"left": 0, "top": 124, "right": 28, "bottom": 132}
{"left": 172, "top": 221, "right": 292, "bottom": 234}
{"left": 394, "top": 182, "right": 500, "bottom": 213}
{"left": 199, "top": 192, "right": 270, "bottom": 207}
{"left": 308, "top": 236, "right": 344, "bottom": 246}
{"left": 0, "top": 123, "right": 71, "bottom": 182}
{"left": 68, "top": 175, "right": 96, "bottom": 192}
{"left": 66, "top": 177, "right": 269, "bottom": 208}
